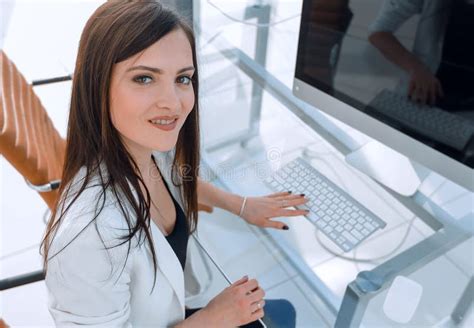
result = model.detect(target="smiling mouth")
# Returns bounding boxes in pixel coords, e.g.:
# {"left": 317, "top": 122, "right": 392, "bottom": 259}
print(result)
{"left": 148, "top": 118, "right": 178, "bottom": 131}
{"left": 148, "top": 118, "right": 178, "bottom": 125}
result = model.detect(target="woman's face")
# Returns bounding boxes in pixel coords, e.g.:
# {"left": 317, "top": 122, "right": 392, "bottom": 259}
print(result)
{"left": 109, "top": 28, "right": 195, "bottom": 156}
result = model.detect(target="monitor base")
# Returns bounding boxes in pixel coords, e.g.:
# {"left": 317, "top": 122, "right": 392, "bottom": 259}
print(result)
{"left": 345, "top": 141, "right": 421, "bottom": 197}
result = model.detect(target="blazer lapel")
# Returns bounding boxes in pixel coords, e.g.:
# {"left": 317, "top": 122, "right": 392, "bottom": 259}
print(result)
{"left": 151, "top": 149, "right": 185, "bottom": 310}
{"left": 152, "top": 149, "right": 184, "bottom": 210}
{"left": 150, "top": 220, "right": 185, "bottom": 311}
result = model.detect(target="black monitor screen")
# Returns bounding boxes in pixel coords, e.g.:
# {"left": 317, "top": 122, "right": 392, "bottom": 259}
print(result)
{"left": 295, "top": 0, "right": 474, "bottom": 169}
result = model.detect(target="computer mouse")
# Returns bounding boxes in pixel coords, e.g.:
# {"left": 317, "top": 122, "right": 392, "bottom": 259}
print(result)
{"left": 383, "top": 275, "right": 423, "bottom": 324}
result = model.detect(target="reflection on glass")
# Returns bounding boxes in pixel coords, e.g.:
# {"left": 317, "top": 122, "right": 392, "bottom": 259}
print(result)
{"left": 296, "top": 0, "right": 474, "bottom": 166}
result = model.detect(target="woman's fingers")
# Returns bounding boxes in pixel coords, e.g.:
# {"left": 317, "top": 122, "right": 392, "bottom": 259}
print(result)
{"left": 273, "top": 194, "right": 306, "bottom": 201}
{"left": 241, "top": 279, "right": 259, "bottom": 295}
{"left": 266, "top": 191, "right": 292, "bottom": 198}
{"left": 248, "top": 287, "right": 265, "bottom": 303}
{"left": 251, "top": 299, "right": 266, "bottom": 313}
{"left": 276, "top": 196, "right": 309, "bottom": 208}
{"left": 250, "top": 308, "right": 265, "bottom": 321}
{"left": 231, "top": 275, "right": 248, "bottom": 287}
{"left": 264, "top": 220, "right": 289, "bottom": 230}
{"left": 279, "top": 208, "right": 310, "bottom": 217}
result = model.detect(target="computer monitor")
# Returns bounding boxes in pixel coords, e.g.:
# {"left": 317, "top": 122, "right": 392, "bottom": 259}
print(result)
{"left": 293, "top": 0, "right": 474, "bottom": 193}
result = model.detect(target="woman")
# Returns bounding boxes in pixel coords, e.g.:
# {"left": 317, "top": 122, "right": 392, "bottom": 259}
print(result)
{"left": 41, "top": 1, "right": 306, "bottom": 326}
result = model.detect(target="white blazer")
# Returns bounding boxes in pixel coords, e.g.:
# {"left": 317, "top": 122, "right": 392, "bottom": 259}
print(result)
{"left": 45, "top": 149, "right": 197, "bottom": 327}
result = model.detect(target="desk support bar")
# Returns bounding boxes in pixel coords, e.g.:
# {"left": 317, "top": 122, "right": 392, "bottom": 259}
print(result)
{"left": 335, "top": 221, "right": 471, "bottom": 328}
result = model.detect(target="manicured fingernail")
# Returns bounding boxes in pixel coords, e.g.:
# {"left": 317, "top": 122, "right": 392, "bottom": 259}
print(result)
{"left": 300, "top": 193, "right": 305, "bottom": 196}
{"left": 305, "top": 210, "right": 310, "bottom": 213}
{"left": 282, "top": 225, "right": 289, "bottom": 230}
{"left": 288, "top": 190, "right": 292, "bottom": 193}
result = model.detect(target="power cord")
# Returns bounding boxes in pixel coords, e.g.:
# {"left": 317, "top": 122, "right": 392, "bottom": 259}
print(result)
{"left": 206, "top": 0, "right": 300, "bottom": 28}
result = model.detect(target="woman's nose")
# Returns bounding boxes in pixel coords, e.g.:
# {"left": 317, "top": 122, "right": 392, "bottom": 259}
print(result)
{"left": 155, "top": 83, "right": 180, "bottom": 110}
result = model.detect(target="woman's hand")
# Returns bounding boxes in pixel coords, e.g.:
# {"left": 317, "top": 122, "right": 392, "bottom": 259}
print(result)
{"left": 408, "top": 62, "right": 444, "bottom": 106}
{"left": 202, "top": 275, "right": 266, "bottom": 327}
{"left": 240, "top": 191, "right": 309, "bottom": 230}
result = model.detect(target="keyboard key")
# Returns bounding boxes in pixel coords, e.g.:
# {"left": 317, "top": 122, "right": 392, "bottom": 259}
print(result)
{"left": 364, "top": 222, "right": 376, "bottom": 231}
{"left": 306, "top": 211, "right": 319, "bottom": 223}
{"left": 342, "top": 243, "right": 352, "bottom": 251}
{"left": 352, "top": 230, "right": 364, "bottom": 240}
{"left": 342, "top": 231, "right": 358, "bottom": 244}
{"left": 322, "top": 215, "right": 332, "bottom": 222}
{"left": 264, "top": 157, "right": 387, "bottom": 253}
{"left": 273, "top": 175, "right": 285, "bottom": 185}
{"left": 323, "top": 226, "right": 333, "bottom": 234}
{"left": 316, "top": 220, "right": 327, "bottom": 228}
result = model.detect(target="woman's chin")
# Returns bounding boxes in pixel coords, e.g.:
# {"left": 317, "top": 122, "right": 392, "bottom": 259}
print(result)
{"left": 152, "top": 141, "right": 177, "bottom": 153}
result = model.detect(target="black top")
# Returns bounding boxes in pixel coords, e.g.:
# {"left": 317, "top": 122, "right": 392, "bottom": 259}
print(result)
{"left": 161, "top": 170, "right": 189, "bottom": 271}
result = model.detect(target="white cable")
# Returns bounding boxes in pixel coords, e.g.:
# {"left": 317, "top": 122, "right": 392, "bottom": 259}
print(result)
{"left": 191, "top": 234, "right": 267, "bottom": 328}
{"left": 206, "top": 0, "right": 300, "bottom": 28}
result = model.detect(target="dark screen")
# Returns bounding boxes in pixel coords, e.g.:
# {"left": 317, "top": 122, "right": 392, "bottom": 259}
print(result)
{"left": 295, "top": 0, "right": 474, "bottom": 168}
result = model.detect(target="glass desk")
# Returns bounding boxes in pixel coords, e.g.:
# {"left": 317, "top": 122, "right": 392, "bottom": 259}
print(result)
{"left": 187, "top": 1, "right": 474, "bottom": 327}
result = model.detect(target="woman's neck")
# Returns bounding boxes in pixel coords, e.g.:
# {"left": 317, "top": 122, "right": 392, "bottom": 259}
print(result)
{"left": 121, "top": 138, "right": 156, "bottom": 180}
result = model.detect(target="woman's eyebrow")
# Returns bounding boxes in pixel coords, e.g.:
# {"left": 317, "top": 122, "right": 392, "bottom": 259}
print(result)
{"left": 126, "top": 65, "right": 195, "bottom": 74}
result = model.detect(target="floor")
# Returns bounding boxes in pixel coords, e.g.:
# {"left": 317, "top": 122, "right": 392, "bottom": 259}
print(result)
{"left": 1, "top": 1, "right": 472, "bottom": 327}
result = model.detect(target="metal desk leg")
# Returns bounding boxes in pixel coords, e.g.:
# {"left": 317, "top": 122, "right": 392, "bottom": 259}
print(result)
{"left": 451, "top": 276, "right": 474, "bottom": 324}
{"left": 335, "top": 221, "right": 472, "bottom": 328}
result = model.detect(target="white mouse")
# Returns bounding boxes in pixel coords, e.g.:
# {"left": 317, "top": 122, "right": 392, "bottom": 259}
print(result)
{"left": 383, "top": 275, "right": 423, "bottom": 324}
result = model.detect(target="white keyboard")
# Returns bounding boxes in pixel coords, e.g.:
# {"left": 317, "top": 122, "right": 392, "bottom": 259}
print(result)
{"left": 368, "top": 89, "right": 474, "bottom": 151}
{"left": 264, "top": 157, "right": 386, "bottom": 252}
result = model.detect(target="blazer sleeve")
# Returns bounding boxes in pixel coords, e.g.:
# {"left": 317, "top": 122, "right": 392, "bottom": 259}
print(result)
{"left": 369, "top": 0, "right": 424, "bottom": 33}
{"left": 45, "top": 202, "right": 136, "bottom": 327}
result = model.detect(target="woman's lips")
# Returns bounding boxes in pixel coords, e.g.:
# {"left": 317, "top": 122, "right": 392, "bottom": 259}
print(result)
{"left": 148, "top": 118, "right": 178, "bottom": 131}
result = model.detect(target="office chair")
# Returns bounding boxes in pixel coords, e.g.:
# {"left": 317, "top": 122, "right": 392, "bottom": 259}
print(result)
{"left": 0, "top": 50, "right": 214, "bottom": 293}
{"left": 0, "top": 49, "right": 67, "bottom": 293}
{"left": 0, "top": 50, "right": 65, "bottom": 209}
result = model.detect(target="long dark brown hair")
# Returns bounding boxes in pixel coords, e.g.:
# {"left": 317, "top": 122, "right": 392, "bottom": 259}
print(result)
{"left": 40, "top": 0, "right": 200, "bottom": 289}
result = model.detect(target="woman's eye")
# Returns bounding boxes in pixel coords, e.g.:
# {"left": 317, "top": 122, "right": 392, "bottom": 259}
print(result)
{"left": 133, "top": 75, "right": 153, "bottom": 84}
{"left": 177, "top": 75, "right": 193, "bottom": 85}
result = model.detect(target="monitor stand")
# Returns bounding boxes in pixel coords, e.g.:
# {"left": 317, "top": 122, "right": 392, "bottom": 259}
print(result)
{"left": 345, "top": 141, "right": 422, "bottom": 197}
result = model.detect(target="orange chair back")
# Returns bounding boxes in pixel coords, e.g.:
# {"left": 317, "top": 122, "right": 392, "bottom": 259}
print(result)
{"left": 0, "top": 50, "right": 66, "bottom": 209}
